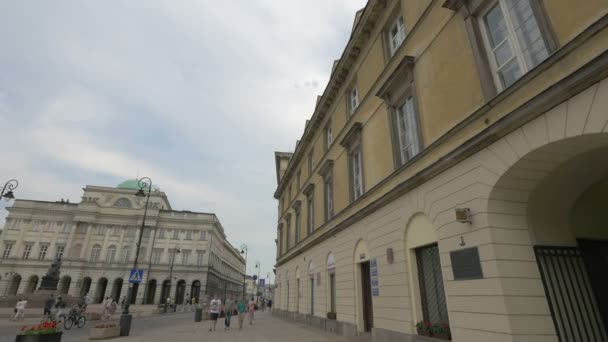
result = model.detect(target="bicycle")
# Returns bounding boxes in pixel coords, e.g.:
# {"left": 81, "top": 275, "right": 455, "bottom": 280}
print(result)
{"left": 61, "top": 307, "right": 86, "bottom": 330}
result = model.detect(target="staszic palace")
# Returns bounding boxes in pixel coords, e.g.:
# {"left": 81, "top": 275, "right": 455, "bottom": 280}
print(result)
{"left": 273, "top": 1, "right": 608, "bottom": 341}
{"left": 0, "top": 180, "right": 245, "bottom": 306}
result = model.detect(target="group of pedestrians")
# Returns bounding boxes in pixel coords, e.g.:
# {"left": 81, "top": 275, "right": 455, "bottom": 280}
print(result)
{"left": 207, "top": 294, "right": 265, "bottom": 332}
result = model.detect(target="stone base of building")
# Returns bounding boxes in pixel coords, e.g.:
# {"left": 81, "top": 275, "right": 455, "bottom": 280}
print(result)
{"left": 272, "top": 310, "right": 440, "bottom": 342}
{"left": 272, "top": 309, "right": 357, "bottom": 338}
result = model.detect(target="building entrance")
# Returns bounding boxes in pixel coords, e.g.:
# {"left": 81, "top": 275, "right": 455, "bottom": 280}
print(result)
{"left": 360, "top": 261, "right": 373, "bottom": 332}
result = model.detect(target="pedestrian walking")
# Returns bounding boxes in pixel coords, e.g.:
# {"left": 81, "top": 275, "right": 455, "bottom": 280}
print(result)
{"left": 261, "top": 299, "right": 266, "bottom": 312}
{"left": 102, "top": 297, "right": 113, "bottom": 320}
{"left": 12, "top": 298, "right": 26, "bottom": 321}
{"left": 208, "top": 294, "right": 221, "bottom": 332}
{"left": 247, "top": 297, "right": 255, "bottom": 325}
{"left": 43, "top": 294, "right": 54, "bottom": 317}
{"left": 237, "top": 297, "right": 247, "bottom": 329}
{"left": 224, "top": 295, "right": 235, "bottom": 330}
{"left": 267, "top": 299, "right": 273, "bottom": 313}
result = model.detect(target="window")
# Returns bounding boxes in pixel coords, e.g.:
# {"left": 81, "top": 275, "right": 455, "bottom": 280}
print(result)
{"left": 286, "top": 217, "right": 292, "bottom": 250}
{"left": 158, "top": 228, "right": 166, "bottom": 239}
{"left": 43, "top": 221, "right": 53, "bottom": 232}
{"left": 172, "top": 229, "right": 179, "bottom": 240}
{"left": 351, "top": 149, "right": 364, "bottom": 200}
{"left": 395, "top": 97, "right": 422, "bottom": 165}
{"left": 307, "top": 192, "right": 314, "bottom": 235}
{"left": 75, "top": 224, "right": 87, "bottom": 234}
{"left": 125, "top": 227, "right": 136, "bottom": 237}
{"left": 349, "top": 86, "right": 359, "bottom": 114}
{"left": 122, "top": 246, "right": 131, "bottom": 263}
{"left": 294, "top": 206, "right": 301, "bottom": 245}
{"left": 114, "top": 198, "right": 132, "bottom": 208}
{"left": 111, "top": 226, "right": 121, "bottom": 236}
{"left": 106, "top": 245, "right": 116, "bottom": 263}
{"left": 23, "top": 244, "right": 33, "bottom": 259}
{"left": 152, "top": 249, "right": 162, "bottom": 264}
{"left": 31, "top": 221, "right": 39, "bottom": 232}
{"left": 329, "top": 273, "right": 336, "bottom": 313}
{"left": 7, "top": 219, "right": 20, "bottom": 230}
{"left": 325, "top": 123, "right": 333, "bottom": 151}
{"left": 296, "top": 171, "right": 301, "bottom": 190}
{"left": 416, "top": 244, "right": 449, "bottom": 324}
{"left": 60, "top": 222, "right": 72, "bottom": 234}
{"left": 55, "top": 246, "right": 65, "bottom": 260}
{"left": 142, "top": 228, "right": 151, "bottom": 238}
{"left": 480, "top": 0, "right": 549, "bottom": 90}
{"left": 196, "top": 250, "right": 206, "bottom": 266}
{"left": 185, "top": 230, "right": 192, "bottom": 240}
{"left": 181, "top": 250, "right": 191, "bottom": 265}
{"left": 94, "top": 225, "right": 105, "bottom": 236}
{"left": 324, "top": 176, "right": 334, "bottom": 221}
{"left": 199, "top": 231, "right": 207, "bottom": 241}
{"left": 388, "top": 16, "right": 406, "bottom": 56}
{"left": 38, "top": 245, "right": 49, "bottom": 260}
{"left": 168, "top": 249, "right": 178, "bottom": 265}
{"left": 308, "top": 151, "right": 314, "bottom": 174}
{"left": 90, "top": 245, "right": 101, "bottom": 262}
{"left": 2, "top": 243, "right": 13, "bottom": 258}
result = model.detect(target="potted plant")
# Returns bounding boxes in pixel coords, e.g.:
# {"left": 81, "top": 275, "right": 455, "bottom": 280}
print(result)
{"left": 16, "top": 320, "right": 62, "bottom": 342}
{"left": 326, "top": 312, "right": 337, "bottom": 320}
{"left": 415, "top": 320, "right": 432, "bottom": 337}
{"left": 89, "top": 323, "right": 120, "bottom": 340}
{"left": 430, "top": 322, "right": 451, "bottom": 340}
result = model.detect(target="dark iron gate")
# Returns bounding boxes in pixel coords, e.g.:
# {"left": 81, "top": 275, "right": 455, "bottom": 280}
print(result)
{"left": 535, "top": 246, "right": 607, "bottom": 342}
{"left": 416, "top": 244, "right": 449, "bottom": 324}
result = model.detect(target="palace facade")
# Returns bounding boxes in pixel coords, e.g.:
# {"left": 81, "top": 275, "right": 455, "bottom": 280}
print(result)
{"left": 273, "top": 1, "right": 608, "bottom": 341}
{"left": 0, "top": 180, "right": 245, "bottom": 305}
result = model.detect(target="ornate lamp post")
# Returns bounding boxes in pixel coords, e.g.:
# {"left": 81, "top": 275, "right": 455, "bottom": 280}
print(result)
{"left": 120, "top": 177, "right": 152, "bottom": 336}
{"left": 1, "top": 179, "right": 18, "bottom": 201}
{"left": 240, "top": 244, "right": 248, "bottom": 298}
{"left": 254, "top": 261, "right": 261, "bottom": 301}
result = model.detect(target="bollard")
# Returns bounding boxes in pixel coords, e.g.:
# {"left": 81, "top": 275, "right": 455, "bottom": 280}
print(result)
{"left": 194, "top": 308, "right": 203, "bottom": 322}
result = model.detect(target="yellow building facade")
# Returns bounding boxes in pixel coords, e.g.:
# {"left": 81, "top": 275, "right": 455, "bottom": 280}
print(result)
{"left": 273, "top": 1, "right": 608, "bottom": 341}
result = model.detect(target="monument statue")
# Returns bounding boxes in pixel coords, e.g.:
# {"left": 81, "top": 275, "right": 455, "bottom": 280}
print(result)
{"left": 39, "top": 256, "right": 62, "bottom": 290}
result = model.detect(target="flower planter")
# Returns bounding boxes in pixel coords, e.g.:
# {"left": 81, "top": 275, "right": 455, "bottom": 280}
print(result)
{"left": 89, "top": 326, "right": 120, "bottom": 340}
{"left": 432, "top": 332, "right": 451, "bottom": 340}
{"left": 15, "top": 332, "right": 62, "bottom": 342}
{"left": 416, "top": 330, "right": 432, "bottom": 337}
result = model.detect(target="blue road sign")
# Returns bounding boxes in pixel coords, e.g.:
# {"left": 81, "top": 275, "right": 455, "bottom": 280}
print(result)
{"left": 129, "top": 269, "right": 144, "bottom": 284}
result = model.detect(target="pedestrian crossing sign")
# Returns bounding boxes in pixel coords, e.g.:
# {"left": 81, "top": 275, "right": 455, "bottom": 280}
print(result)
{"left": 129, "top": 269, "right": 144, "bottom": 284}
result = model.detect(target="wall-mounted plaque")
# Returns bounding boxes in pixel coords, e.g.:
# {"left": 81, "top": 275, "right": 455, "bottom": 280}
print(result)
{"left": 450, "top": 247, "right": 483, "bottom": 280}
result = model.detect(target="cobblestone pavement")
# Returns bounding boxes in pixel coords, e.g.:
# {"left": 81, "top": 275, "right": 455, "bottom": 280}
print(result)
{"left": 0, "top": 311, "right": 349, "bottom": 342}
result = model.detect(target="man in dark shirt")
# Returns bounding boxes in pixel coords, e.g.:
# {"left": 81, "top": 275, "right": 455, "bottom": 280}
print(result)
{"left": 43, "top": 294, "right": 54, "bottom": 317}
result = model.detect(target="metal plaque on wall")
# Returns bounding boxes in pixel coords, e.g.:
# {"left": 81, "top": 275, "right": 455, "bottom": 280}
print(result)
{"left": 450, "top": 247, "right": 483, "bottom": 280}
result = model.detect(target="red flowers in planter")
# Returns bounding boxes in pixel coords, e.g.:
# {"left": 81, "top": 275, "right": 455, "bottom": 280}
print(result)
{"left": 18, "top": 319, "right": 60, "bottom": 336}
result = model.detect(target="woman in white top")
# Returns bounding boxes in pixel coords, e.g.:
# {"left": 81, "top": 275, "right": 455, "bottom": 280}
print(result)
{"left": 208, "top": 294, "right": 222, "bottom": 332}
{"left": 12, "top": 299, "right": 26, "bottom": 321}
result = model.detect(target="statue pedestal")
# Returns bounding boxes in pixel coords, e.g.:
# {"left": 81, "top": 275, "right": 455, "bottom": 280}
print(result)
{"left": 39, "top": 276, "right": 59, "bottom": 291}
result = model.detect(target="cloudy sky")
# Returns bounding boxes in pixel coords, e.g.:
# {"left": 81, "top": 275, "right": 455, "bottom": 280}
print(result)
{"left": 0, "top": 0, "right": 367, "bottom": 280}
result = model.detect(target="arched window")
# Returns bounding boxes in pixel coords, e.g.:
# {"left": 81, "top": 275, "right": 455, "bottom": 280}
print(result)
{"left": 114, "top": 198, "right": 132, "bottom": 208}
{"left": 106, "top": 245, "right": 117, "bottom": 263}
{"left": 122, "top": 246, "right": 131, "bottom": 263}
{"left": 90, "top": 245, "right": 101, "bottom": 262}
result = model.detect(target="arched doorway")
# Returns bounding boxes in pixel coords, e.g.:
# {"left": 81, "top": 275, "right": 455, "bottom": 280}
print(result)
{"left": 307, "top": 261, "right": 315, "bottom": 316}
{"left": 130, "top": 283, "right": 139, "bottom": 304}
{"left": 481, "top": 88, "right": 608, "bottom": 342}
{"left": 111, "top": 278, "right": 123, "bottom": 301}
{"left": 7, "top": 274, "right": 21, "bottom": 295}
{"left": 160, "top": 280, "right": 171, "bottom": 304}
{"left": 145, "top": 279, "right": 157, "bottom": 304}
{"left": 353, "top": 239, "right": 373, "bottom": 333}
{"left": 175, "top": 280, "right": 186, "bottom": 304}
{"left": 191, "top": 280, "right": 201, "bottom": 303}
{"left": 80, "top": 277, "right": 92, "bottom": 297}
{"left": 95, "top": 278, "right": 108, "bottom": 303}
{"left": 58, "top": 276, "right": 71, "bottom": 295}
{"left": 24, "top": 275, "right": 39, "bottom": 294}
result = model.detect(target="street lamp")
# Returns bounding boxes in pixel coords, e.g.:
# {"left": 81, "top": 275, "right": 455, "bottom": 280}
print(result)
{"left": 1, "top": 179, "right": 18, "bottom": 201}
{"left": 254, "top": 261, "right": 261, "bottom": 301}
{"left": 120, "top": 177, "right": 152, "bottom": 336}
{"left": 164, "top": 246, "right": 181, "bottom": 313}
{"left": 240, "top": 244, "right": 248, "bottom": 299}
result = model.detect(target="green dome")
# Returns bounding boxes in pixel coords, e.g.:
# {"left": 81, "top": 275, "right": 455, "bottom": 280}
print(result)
{"left": 116, "top": 179, "right": 142, "bottom": 190}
